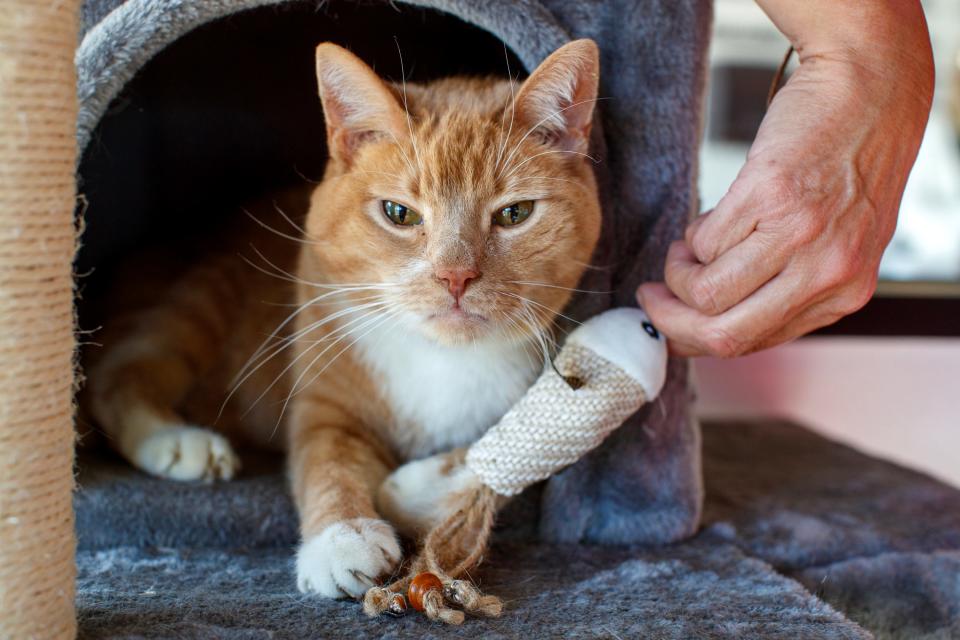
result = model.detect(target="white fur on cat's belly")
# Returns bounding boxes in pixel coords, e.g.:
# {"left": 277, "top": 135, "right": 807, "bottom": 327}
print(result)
{"left": 296, "top": 518, "right": 402, "bottom": 599}
{"left": 376, "top": 454, "right": 481, "bottom": 538}
{"left": 356, "top": 324, "right": 540, "bottom": 458}
{"left": 132, "top": 425, "right": 239, "bottom": 482}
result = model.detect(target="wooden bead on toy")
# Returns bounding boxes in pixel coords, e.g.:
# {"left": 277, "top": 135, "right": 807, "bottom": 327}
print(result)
{"left": 408, "top": 572, "right": 443, "bottom": 612}
{"left": 385, "top": 593, "right": 408, "bottom": 617}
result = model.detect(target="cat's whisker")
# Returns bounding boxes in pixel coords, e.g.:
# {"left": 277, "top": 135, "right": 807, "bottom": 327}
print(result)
{"left": 497, "top": 96, "right": 609, "bottom": 180}
{"left": 313, "top": 305, "right": 405, "bottom": 376}
{"left": 497, "top": 308, "right": 531, "bottom": 342}
{"left": 570, "top": 257, "right": 615, "bottom": 272}
{"left": 517, "top": 303, "right": 553, "bottom": 370}
{"left": 495, "top": 290, "right": 582, "bottom": 326}
{"left": 491, "top": 307, "right": 524, "bottom": 341}
{"left": 394, "top": 39, "right": 423, "bottom": 174}
{"left": 507, "top": 174, "right": 592, "bottom": 195}
{"left": 259, "top": 291, "right": 388, "bottom": 308}
{"left": 498, "top": 309, "right": 542, "bottom": 372}
{"left": 503, "top": 149, "right": 599, "bottom": 179}
{"left": 239, "top": 252, "right": 308, "bottom": 287}
{"left": 232, "top": 287, "right": 394, "bottom": 385}
{"left": 238, "top": 304, "right": 394, "bottom": 424}
{"left": 292, "top": 164, "right": 321, "bottom": 185}
{"left": 244, "top": 245, "right": 316, "bottom": 287}
{"left": 266, "top": 298, "right": 392, "bottom": 353}
{"left": 507, "top": 292, "right": 566, "bottom": 372}
{"left": 242, "top": 246, "right": 327, "bottom": 288}
{"left": 533, "top": 306, "right": 569, "bottom": 349}
{"left": 272, "top": 201, "right": 310, "bottom": 237}
{"left": 285, "top": 306, "right": 402, "bottom": 403}
{"left": 355, "top": 167, "right": 410, "bottom": 184}
{"left": 507, "top": 280, "right": 612, "bottom": 294}
{"left": 254, "top": 296, "right": 394, "bottom": 363}
{"left": 265, "top": 309, "right": 398, "bottom": 441}
{"left": 220, "top": 300, "right": 392, "bottom": 423}
{"left": 232, "top": 302, "right": 389, "bottom": 400}
{"left": 242, "top": 208, "right": 322, "bottom": 246}
{"left": 494, "top": 44, "right": 518, "bottom": 174}
{"left": 244, "top": 245, "right": 400, "bottom": 291}
{"left": 378, "top": 129, "right": 418, "bottom": 177}
{"left": 273, "top": 306, "right": 405, "bottom": 435}
{"left": 231, "top": 292, "right": 394, "bottom": 392}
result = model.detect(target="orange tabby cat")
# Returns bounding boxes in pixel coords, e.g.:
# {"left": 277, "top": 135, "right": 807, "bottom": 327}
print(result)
{"left": 86, "top": 39, "right": 602, "bottom": 598}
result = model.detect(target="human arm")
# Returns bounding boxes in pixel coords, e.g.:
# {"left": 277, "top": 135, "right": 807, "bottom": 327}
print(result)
{"left": 637, "top": 0, "right": 934, "bottom": 357}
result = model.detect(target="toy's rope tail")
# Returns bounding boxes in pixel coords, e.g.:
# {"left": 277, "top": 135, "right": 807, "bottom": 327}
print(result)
{"left": 363, "top": 485, "right": 502, "bottom": 624}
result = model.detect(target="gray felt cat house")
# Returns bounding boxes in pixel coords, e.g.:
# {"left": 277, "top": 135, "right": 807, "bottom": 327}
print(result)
{"left": 4, "top": 0, "right": 959, "bottom": 638}
{"left": 76, "top": 0, "right": 708, "bottom": 547}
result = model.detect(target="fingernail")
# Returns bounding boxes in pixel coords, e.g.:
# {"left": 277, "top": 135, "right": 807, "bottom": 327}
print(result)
{"left": 635, "top": 285, "right": 646, "bottom": 306}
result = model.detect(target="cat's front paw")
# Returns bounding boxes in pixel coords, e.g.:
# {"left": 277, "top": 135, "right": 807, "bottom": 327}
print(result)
{"left": 296, "top": 518, "right": 402, "bottom": 599}
{"left": 376, "top": 449, "right": 481, "bottom": 539}
{"left": 132, "top": 426, "right": 239, "bottom": 482}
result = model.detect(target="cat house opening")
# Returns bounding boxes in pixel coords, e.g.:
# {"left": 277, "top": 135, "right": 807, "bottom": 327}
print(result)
{"left": 77, "top": 0, "right": 526, "bottom": 302}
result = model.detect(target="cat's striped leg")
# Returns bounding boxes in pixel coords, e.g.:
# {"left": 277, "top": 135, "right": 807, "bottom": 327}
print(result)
{"left": 88, "top": 329, "right": 240, "bottom": 481}
{"left": 87, "top": 262, "right": 243, "bottom": 481}
{"left": 290, "top": 418, "right": 401, "bottom": 599}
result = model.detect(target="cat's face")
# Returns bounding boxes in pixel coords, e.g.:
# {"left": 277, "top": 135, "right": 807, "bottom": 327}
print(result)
{"left": 304, "top": 41, "right": 602, "bottom": 347}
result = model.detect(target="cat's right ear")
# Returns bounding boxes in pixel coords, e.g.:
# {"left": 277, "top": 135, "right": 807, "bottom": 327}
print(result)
{"left": 315, "top": 43, "right": 407, "bottom": 166}
{"left": 513, "top": 39, "right": 600, "bottom": 155}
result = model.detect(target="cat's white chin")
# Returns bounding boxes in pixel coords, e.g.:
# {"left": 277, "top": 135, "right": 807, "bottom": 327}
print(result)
{"left": 423, "top": 307, "right": 490, "bottom": 344}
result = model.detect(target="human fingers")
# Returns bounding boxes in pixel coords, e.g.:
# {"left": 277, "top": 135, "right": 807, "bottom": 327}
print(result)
{"left": 635, "top": 282, "right": 714, "bottom": 357}
{"left": 638, "top": 265, "right": 822, "bottom": 358}
{"left": 684, "top": 188, "right": 759, "bottom": 264}
{"left": 663, "top": 232, "right": 786, "bottom": 317}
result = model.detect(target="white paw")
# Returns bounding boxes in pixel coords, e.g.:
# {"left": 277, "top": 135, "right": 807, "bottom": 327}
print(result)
{"left": 376, "top": 452, "right": 481, "bottom": 539}
{"left": 296, "top": 518, "right": 402, "bottom": 599}
{"left": 132, "top": 426, "right": 240, "bottom": 482}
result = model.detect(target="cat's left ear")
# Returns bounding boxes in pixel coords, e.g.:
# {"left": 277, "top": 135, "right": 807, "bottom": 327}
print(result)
{"left": 513, "top": 39, "right": 600, "bottom": 155}
{"left": 315, "top": 43, "right": 408, "bottom": 166}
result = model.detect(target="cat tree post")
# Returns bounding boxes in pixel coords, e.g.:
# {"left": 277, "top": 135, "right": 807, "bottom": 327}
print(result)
{"left": 0, "top": 1, "right": 80, "bottom": 638}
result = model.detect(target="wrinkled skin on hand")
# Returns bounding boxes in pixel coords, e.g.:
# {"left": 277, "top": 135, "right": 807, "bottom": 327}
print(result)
{"left": 638, "top": 1, "right": 934, "bottom": 357}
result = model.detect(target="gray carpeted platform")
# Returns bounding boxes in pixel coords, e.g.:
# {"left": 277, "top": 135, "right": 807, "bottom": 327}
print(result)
{"left": 75, "top": 421, "right": 960, "bottom": 639}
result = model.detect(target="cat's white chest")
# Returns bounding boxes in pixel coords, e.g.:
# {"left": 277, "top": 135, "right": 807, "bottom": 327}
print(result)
{"left": 356, "top": 329, "right": 540, "bottom": 459}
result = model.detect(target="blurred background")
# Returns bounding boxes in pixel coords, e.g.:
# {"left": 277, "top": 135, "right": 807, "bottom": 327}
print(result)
{"left": 696, "top": 0, "right": 960, "bottom": 487}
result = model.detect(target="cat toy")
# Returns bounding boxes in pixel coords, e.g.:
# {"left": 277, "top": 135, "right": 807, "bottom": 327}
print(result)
{"left": 363, "top": 307, "right": 668, "bottom": 624}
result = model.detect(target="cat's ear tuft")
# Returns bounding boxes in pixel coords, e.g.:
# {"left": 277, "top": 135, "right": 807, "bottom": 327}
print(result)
{"left": 514, "top": 39, "right": 600, "bottom": 155}
{"left": 315, "top": 43, "right": 407, "bottom": 166}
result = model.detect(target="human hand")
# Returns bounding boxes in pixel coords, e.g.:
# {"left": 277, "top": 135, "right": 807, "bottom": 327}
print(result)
{"left": 637, "top": 1, "right": 934, "bottom": 358}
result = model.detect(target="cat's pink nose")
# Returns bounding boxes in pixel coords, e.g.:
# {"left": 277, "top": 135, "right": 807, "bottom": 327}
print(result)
{"left": 436, "top": 267, "right": 480, "bottom": 302}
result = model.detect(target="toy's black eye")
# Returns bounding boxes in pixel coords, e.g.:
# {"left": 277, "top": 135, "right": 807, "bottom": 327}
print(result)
{"left": 642, "top": 321, "right": 659, "bottom": 339}
{"left": 382, "top": 200, "right": 422, "bottom": 226}
{"left": 492, "top": 200, "right": 534, "bottom": 227}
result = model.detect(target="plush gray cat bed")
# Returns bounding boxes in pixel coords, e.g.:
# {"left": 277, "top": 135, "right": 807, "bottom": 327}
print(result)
{"left": 75, "top": 420, "right": 960, "bottom": 639}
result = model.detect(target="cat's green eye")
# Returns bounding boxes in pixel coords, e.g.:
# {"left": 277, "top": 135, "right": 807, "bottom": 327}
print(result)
{"left": 493, "top": 200, "right": 534, "bottom": 227}
{"left": 382, "top": 200, "right": 422, "bottom": 226}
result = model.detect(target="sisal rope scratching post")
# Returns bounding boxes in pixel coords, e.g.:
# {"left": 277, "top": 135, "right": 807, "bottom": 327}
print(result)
{"left": 0, "top": 1, "right": 81, "bottom": 638}
{"left": 365, "top": 308, "right": 667, "bottom": 624}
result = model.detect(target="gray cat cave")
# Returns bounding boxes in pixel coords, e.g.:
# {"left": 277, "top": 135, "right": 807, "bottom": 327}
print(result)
{"left": 56, "top": 1, "right": 960, "bottom": 638}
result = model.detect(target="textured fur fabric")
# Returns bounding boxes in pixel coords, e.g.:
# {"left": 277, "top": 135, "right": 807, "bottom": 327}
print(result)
{"left": 75, "top": 421, "right": 960, "bottom": 638}
{"left": 77, "top": 541, "right": 869, "bottom": 640}
{"left": 76, "top": 0, "right": 709, "bottom": 544}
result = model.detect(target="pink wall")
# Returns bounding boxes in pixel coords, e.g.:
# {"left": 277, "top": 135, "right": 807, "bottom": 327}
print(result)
{"left": 694, "top": 337, "right": 960, "bottom": 488}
